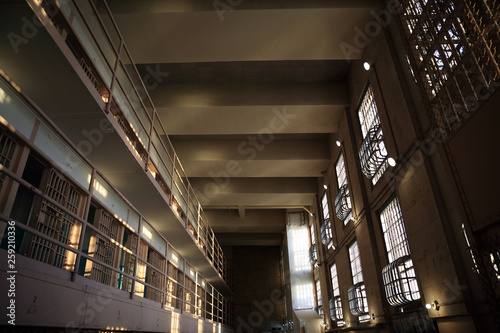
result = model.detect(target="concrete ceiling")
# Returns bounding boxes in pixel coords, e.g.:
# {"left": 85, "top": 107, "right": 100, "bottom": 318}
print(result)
{"left": 105, "top": 0, "right": 383, "bottom": 245}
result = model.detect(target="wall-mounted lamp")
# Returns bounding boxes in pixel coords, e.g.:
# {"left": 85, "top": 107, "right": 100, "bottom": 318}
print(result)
{"left": 425, "top": 300, "right": 439, "bottom": 311}
{"left": 363, "top": 62, "right": 372, "bottom": 71}
{"left": 388, "top": 157, "right": 397, "bottom": 167}
{"left": 336, "top": 140, "right": 342, "bottom": 147}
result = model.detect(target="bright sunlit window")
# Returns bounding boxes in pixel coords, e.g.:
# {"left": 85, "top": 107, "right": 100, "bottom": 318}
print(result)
{"left": 348, "top": 240, "right": 369, "bottom": 321}
{"left": 357, "top": 86, "right": 388, "bottom": 185}
{"left": 329, "top": 263, "right": 344, "bottom": 326}
{"left": 380, "top": 197, "right": 421, "bottom": 306}
{"left": 320, "top": 192, "right": 333, "bottom": 249}
{"left": 335, "top": 153, "right": 352, "bottom": 224}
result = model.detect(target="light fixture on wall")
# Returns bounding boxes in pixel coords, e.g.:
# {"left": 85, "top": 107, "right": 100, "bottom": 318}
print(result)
{"left": 425, "top": 300, "right": 439, "bottom": 310}
{"left": 336, "top": 140, "right": 342, "bottom": 147}
{"left": 388, "top": 157, "right": 397, "bottom": 167}
{"left": 363, "top": 62, "right": 372, "bottom": 71}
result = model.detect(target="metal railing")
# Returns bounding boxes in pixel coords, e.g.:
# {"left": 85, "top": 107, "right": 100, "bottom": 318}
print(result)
{"left": 31, "top": 0, "right": 231, "bottom": 286}
{"left": 0, "top": 73, "right": 232, "bottom": 327}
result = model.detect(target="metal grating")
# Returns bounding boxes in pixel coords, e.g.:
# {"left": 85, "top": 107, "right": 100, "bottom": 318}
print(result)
{"left": 0, "top": 130, "right": 16, "bottom": 188}
{"left": 309, "top": 244, "right": 318, "bottom": 265}
{"left": 27, "top": 169, "right": 82, "bottom": 270}
{"left": 359, "top": 124, "right": 389, "bottom": 184}
{"left": 348, "top": 282, "right": 369, "bottom": 316}
{"left": 382, "top": 255, "right": 421, "bottom": 306}
{"left": 86, "top": 209, "right": 121, "bottom": 285}
{"left": 380, "top": 197, "right": 420, "bottom": 306}
{"left": 335, "top": 153, "right": 352, "bottom": 224}
{"left": 330, "top": 263, "right": 344, "bottom": 321}
{"left": 335, "top": 184, "right": 352, "bottom": 222}
{"left": 320, "top": 218, "right": 332, "bottom": 246}
{"left": 329, "top": 297, "right": 343, "bottom": 321}
{"left": 349, "top": 240, "right": 364, "bottom": 285}
{"left": 380, "top": 198, "right": 411, "bottom": 263}
{"left": 357, "top": 86, "right": 388, "bottom": 184}
{"left": 397, "top": 0, "right": 500, "bottom": 136}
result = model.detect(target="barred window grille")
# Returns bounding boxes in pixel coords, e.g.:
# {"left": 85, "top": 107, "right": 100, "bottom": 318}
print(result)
{"left": 382, "top": 255, "right": 421, "bottom": 306}
{"left": 329, "top": 263, "right": 344, "bottom": 323}
{"left": 380, "top": 197, "right": 421, "bottom": 306}
{"left": 335, "top": 185, "right": 352, "bottom": 222}
{"left": 397, "top": 0, "right": 500, "bottom": 135}
{"left": 348, "top": 241, "right": 369, "bottom": 320}
{"left": 357, "top": 86, "right": 388, "bottom": 185}
{"left": 320, "top": 218, "right": 332, "bottom": 247}
{"left": 316, "top": 279, "right": 322, "bottom": 307}
{"left": 348, "top": 282, "right": 369, "bottom": 316}
{"left": 314, "top": 305, "right": 324, "bottom": 318}
{"left": 320, "top": 192, "right": 333, "bottom": 247}
{"left": 335, "top": 154, "right": 352, "bottom": 223}
{"left": 309, "top": 244, "right": 318, "bottom": 265}
{"left": 310, "top": 223, "right": 316, "bottom": 246}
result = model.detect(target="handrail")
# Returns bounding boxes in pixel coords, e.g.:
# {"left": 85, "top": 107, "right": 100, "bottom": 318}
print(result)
{"left": 34, "top": 0, "right": 231, "bottom": 285}
{"left": 0, "top": 71, "right": 232, "bottom": 325}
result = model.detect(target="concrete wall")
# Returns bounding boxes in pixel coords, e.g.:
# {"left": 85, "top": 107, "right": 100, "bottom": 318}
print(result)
{"left": 0, "top": 250, "right": 231, "bottom": 333}
{"left": 231, "top": 246, "right": 284, "bottom": 333}
{"left": 310, "top": 8, "right": 497, "bottom": 333}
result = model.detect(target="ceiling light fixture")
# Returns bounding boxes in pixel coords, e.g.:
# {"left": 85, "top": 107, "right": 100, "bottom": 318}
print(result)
{"left": 363, "top": 62, "right": 371, "bottom": 71}
{"left": 388, "top": 157, "right": 397, "bottom": 167}
{"left": 323, "top": 184, "right": 328, "bottom": 190}
{"left": 336, "top": 140, "right": 342, "bottom": 147}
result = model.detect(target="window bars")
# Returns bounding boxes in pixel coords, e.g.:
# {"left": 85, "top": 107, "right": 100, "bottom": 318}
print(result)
{"left": 330, "top": 263, "right": 344, "bottom": 322}
{"left": 396, "top": 0, "right": 500, "bottom": 136}
{"left": 309, "top": 244, "right": 318, "bottom": 265}
{"left": 380, "top": 197, "right": 420, "bottom": 306}
{"left": 335, "top": 153, "right": 352, "bottom": 224}
{"left": 357, "top": 86, "right": 388, "bottom": 185}
{"left": 320, "top": 192, "right": 333, "bottom": 247}
{"left": 348, "top": 241, "right": 369, "bottom": 318}
{"left": 348, "top": 282, "right": 369, "bottom": 316}
{"left": 0, "top": 132, "right": 16, "bottom": 187}
{"left": 320, "top": 218, "right": 333, "bottom": 246}
{"left": 314, "top": 305, "right": 324, "bottom": 318}
{"left": 382, "top": 255, "right": 421, "bottom": 306}
{"left": 335, "top": 185, "right": 352, "bottom": 222}
{"left": 316, "top": 279, "right": 323, "bottom": 307}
